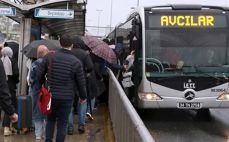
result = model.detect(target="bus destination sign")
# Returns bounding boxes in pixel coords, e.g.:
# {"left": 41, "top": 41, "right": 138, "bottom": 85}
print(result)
{"left": 161, "top": 15, "right": 214, "bottom": 27}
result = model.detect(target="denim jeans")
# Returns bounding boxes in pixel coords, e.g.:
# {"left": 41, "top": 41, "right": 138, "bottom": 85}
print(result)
{"left": 45, "top": 99, "right": 73, "bottom": 142}
{"left": 29, "top": 86, "right": 46, "bottom": 135}
{"left": 87, "top": 97, "right": 95, "bottom": 114}
{"left": 67, "top": 108, "right": 74, "bottom": 130}
{"left": 77, "top": 100, "right": 87, "bottom": 127}
{"left": 34, "top": 120, "right": 46, "bottom": 138}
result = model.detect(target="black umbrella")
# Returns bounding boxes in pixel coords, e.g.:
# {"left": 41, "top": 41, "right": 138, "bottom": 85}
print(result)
{"left": 22, "top": 40, "right": 60, "bottom": 58}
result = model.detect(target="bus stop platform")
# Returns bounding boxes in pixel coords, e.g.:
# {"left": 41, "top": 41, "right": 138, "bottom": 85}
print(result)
{"left": 0, "top": 104, "right": 113, "bottom": 142}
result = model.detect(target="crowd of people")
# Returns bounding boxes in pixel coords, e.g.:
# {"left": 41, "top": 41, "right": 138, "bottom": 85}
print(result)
{"left": 0, "top": 32, "right": 135, "bottom": 142}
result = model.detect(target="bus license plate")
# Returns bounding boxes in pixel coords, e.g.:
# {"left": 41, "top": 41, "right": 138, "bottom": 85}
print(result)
{"left": 177, "top": 102, "right": 201, "bottom": 109}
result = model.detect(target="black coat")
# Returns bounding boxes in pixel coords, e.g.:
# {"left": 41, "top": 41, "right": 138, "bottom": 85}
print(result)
{"left": 0, "top": 60, "right": 15, "bottom": 115}
{"left": 71, "top": 48, "right": 98, "bottom": 98}
{"left": 7, "top": 58, "right": 19, "bottom": 94}
{"left": 36, "top": 48, "right": 87, "bottom": 100}
{"left": 71, "top": 48, "right": 93, "bottom": 73}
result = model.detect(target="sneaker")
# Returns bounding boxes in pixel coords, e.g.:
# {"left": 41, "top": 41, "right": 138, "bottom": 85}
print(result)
{"left": 86, "top": 112, "right": 94, "bottom": 121}
{"left": 67, "top": 129, "right": 74, "bottom": 135}
{"left": 78, "top": 126, "right": 85, "bottom": 134}
{"left": 36, "top": 136, "right": 42, "bottom": 140}
{"left": 11, "top": 127, "right": 17, "bottom": 134}
{"left": 4, "top": 127, "right": 12, "bottom": 136}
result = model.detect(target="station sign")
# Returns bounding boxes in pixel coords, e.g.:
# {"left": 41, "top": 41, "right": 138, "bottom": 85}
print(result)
{"left": 34, "top": 8, "right": 74, "bottom": 19}
{"left": 0, "top": 7, "right": 16, "bottom": 16}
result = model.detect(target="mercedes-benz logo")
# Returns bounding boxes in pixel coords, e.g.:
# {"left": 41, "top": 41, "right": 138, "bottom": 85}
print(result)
{"left": 184, "top": 91, "right": 195, "bottom": 100}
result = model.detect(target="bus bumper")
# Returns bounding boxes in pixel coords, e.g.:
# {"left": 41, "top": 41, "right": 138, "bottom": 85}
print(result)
{"left": 137, "top": 96, "right": 229, "bottom": 109}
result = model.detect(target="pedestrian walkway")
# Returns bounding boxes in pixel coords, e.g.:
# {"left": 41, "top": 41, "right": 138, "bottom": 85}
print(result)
{"left": 0, "top": 104, "right": 112, "bottom": 142}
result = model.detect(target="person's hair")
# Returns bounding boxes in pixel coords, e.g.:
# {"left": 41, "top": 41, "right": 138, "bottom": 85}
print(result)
{"left": 103, "top": 38, "right": 109, "bottom": 44}
{"left": 109, "top": 39, "right": 115, "bottom": 45}
{"left": 72, "top": 36, "right": 84, "bottom": 49}
{"left": 37, "top": 45, "right": 49, "bottom": 58}
{"left": 59, "top": 34, "right": 73, "bottom": 48}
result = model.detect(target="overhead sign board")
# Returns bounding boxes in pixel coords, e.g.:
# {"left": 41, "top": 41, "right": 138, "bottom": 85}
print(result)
{"left": 0, "top": 7, "right": 16, "bottom": 16}
{"left": 34, "top": 8, "right": 74, "bottom": 19}
{"left": 148, "top": 15, "right": 227, "bottom": 28}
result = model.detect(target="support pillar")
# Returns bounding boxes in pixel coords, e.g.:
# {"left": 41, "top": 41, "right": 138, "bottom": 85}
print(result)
{"left": 18, "top": 18, "right": 31, "bottom": 95}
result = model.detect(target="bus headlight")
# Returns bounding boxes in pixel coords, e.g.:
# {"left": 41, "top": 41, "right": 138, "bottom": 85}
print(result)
{"left": 217, "top": 92, "right": 229, "bottom": 101}
{"left": 139, "top": 92, "right": 162, "bottom": 101}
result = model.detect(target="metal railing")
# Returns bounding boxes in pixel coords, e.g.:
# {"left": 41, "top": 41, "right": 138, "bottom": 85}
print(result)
{"left": 107, "top": 68, "right": 155, "bottom": 142}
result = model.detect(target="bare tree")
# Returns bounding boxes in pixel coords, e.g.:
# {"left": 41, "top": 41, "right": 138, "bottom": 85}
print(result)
{"left": 0, "top": 17, "right": 20, "bottom": 41}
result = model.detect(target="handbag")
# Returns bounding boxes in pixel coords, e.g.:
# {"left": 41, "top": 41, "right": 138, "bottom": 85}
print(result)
{"left": 38, "top": 84, "right": 52, "bottom": 115}
{"left": 38, "top": 52, "right": 54, "bottom": 115}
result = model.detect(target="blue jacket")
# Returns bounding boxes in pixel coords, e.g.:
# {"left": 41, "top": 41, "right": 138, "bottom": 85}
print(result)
{"left": 30, "top": 58, "right": 43, "bottom": 93}
{"left": 36, "top": 48, "right": 87, "bottom": 100}
{"left": 29, "top": 58, "right": 45, "bottom": 120}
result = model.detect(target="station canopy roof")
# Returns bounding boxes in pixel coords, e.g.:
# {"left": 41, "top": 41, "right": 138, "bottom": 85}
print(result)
{"left": 0, "top": 0, "right": 86, "bottom": 37}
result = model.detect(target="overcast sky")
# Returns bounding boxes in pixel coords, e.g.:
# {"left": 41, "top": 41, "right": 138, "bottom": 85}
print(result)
{"left": 86, "top": 0, "right": 228, "bottom": 36}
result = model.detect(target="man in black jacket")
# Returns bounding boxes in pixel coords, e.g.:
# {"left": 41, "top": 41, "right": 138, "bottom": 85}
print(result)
{"left": 0, "top": 60, "right": 18, "bottom": 123}
{"left": 67, "top": 36, "right": 93, "bottom": 134}
{"left": 36, "top": 34, "right": 87, "bottom": 142}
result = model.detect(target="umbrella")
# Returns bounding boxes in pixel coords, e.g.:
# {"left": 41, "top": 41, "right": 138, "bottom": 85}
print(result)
{"left": 22, "top": 39, "right": 60, "bottom": 58}
{"left": 83, "top": 35, "right": 117, "bottom": 64}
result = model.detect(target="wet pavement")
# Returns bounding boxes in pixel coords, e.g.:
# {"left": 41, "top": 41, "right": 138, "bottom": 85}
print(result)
{"left": 0, "top": 104, "right": 110, "bottom": 142}
{"left": 140, "top": 109, "right": 229, "bottom": 142}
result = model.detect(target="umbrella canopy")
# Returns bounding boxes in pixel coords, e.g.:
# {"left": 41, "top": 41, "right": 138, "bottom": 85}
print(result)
{"left": 22, "top": 40, "right": 60, "bottom": 58}
{"left": 83, "top": 35, "right": 117, "bottom": 64}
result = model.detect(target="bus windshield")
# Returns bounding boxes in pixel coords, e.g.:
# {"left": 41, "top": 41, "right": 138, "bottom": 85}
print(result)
{"left": 145, "top": 10, "right": 229, "bottom": 77}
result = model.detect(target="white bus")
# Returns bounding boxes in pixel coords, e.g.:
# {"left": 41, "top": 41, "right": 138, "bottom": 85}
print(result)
{"left": 107, "top": 5, "right": 229, "bottom": 110}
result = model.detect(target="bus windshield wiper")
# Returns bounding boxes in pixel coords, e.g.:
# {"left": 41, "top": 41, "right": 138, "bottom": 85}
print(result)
{"left": 154, "top": 74, "right": 183, "bottom": 81}
{"left": 193, "top": 66, "right": 225, "bottom": 82}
